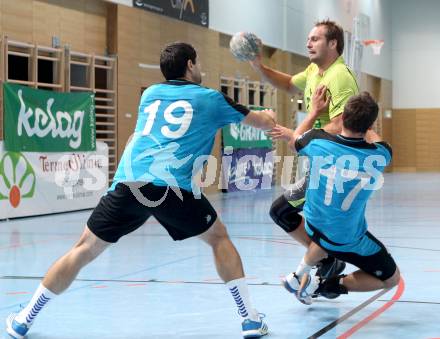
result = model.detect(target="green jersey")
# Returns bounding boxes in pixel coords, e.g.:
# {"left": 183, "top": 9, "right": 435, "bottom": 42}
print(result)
{"left": 291, "top": 56, "right": 359, "bottom": 128}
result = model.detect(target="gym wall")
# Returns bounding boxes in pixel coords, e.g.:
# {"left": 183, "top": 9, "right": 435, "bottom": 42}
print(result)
{"left": 391, "top": 0, "right": 440, "bottom": 172}
{"left": 0, "top": 0, "right": 107, "bottom": 54}
{"left": 391, "top": 109, "right": 440, "bottom": 172}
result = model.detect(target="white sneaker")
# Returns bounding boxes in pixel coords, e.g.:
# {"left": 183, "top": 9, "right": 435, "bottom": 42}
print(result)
{"left": 241, "top": 313, "right": 268, "bottom": 338}
{"left": 6, "top": 313, "right": 30, "bottom": 339}
{"left": 281, "top": 273, "right": 302, "bottom": 294}
{"left": 296, "top": 275, "right": 320, "bottom": 305}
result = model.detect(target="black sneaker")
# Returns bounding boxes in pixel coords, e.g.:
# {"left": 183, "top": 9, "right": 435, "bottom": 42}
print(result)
{"left": 316, "top": 256, "right": 346, "bottom": 279}
{"left": 313, "top": 274, "right": 348, "bottom": 299}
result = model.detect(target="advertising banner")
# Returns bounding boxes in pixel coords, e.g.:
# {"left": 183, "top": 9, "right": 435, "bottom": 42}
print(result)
{"left": 4, "top": 83, "right": 96, "bottom": 152}
{"left": 222, "top": 123, "right": 273, "bottom": 149}
{"left": 224, "top": 147, "right": 274, "bottom": 192}
{"left": 133, "top": 0, "right": 208, "bottom": 27}
{"left": 222, "top": 106, "right": 273, "bottom": 149}
{"left": 0, "top": 141, "right": 108, "bottom": 219}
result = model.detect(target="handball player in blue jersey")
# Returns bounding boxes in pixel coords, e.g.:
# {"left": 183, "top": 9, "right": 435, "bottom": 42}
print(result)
{"left": 269, "top": 88, "right": 400, "bottom": 305}
{"left": 7, "top": 42, "right": 276, "bottom": 339}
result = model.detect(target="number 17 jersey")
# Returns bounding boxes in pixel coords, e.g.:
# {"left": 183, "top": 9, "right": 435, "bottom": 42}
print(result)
{"left": 111, "top": 80, "right": 249, "bottom": 192}
{"left": 295, "top": 129, "right": 392, "bottom": 245}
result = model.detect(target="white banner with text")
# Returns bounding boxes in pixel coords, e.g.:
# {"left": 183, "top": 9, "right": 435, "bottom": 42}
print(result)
{"left": 0, "top": 141, "right": 108, "bottom": 219}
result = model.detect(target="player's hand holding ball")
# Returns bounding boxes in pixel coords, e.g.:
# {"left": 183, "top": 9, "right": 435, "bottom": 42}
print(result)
{"left": 229, "top": 32, "right": 262, "bottom": 66}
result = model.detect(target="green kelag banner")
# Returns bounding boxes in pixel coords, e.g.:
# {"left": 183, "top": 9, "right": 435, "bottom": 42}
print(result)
{"left": 222, "top": 106, "right": 273, "bottom": 149}
{"left": 4, "top": 83, "right": 96, "bottom": 152}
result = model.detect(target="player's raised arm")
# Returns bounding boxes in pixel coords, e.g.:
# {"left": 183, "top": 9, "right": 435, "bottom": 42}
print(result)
{"left": 250, "top": 55, "right": 299, "bottom": 95}
{"left": 229, "top": 32, "right": 299, "bottom": 95}
{"left": 268, "top": 85, "right": 330, "bottom": 151}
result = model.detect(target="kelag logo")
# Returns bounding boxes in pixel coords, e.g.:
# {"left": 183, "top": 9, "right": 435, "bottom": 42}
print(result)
{"left": 0, "top": 152, "right": 36, "bottom": 208}
{"left": 3, "top": 82, "right": 95, "bottom": 153}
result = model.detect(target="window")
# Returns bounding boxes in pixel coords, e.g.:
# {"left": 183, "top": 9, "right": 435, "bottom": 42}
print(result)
{"left": 8, "top": 55, "right": 29, "bottom": 81}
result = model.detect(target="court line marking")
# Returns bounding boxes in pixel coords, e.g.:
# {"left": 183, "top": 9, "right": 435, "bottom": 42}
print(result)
{"left": 3, "top": 276, "right": 433, "bottom": 306}
{"left": 0, "top": 235, "right": 75, "bottom": 252}
{"left": 306, "top": 288, "right": 392, "bottom": 339}
{"left": 385, "top": 245, "right": 440, "bottom": 252}
{"left": 0, "top": 276, "right": 280, "bottom": 287}
{"left": 4, "top": 233, "right": 440, "bottom": 251}
{"left": 307, "top": 278, "right": 404, "bottom": 338}
{"left": 236, "top": 236, "right": 440, "bottom": 252}
{"left": 236, "top": 236, "right": 300, "bottom": 246}
{"left": 336, "top": 278, "right": 405, "bottom": 338}
{"left": 377, "top": 299, "right": 440, "bottom": 305}
{"left": 0, "top": 255, "right": 199, "bottom": 312}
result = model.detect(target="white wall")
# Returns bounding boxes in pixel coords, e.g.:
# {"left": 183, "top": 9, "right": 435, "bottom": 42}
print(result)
{"left": 392, "top": 0, "right": 440, "bottom": 108}
{"left": 209, "top": 0, "right": 392, "bottom": 80}
{"left": 209, "top": 0, "right": 285, "bottom": 49}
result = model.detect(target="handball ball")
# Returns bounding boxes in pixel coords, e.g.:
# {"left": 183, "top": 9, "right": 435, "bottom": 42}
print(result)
{"left": 229, "top": 32, "right": 262, "bottom": 61}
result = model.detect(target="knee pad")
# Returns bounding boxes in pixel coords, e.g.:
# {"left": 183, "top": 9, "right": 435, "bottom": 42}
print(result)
{"left": 269, "top": 195, "right": 303, "bottom": 233}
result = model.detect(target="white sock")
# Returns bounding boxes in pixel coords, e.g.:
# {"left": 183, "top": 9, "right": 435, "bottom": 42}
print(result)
{"left": 16, "top": 283, "right": 57, "bottom": 325}
{"left": 290, "top": 257, "right": 313, "bottom": 281}
{"left": 307, "top": 273, "right": 321, "bottom": 294}
{"left": 226, "top": 278, "right": 259, "bottom": 321}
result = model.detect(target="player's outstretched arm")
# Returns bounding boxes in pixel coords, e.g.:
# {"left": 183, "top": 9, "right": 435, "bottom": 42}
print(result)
{"left": 250, "top": 54, "right": 299, "bottom": 95}
{"left": 230, "top": 32, "right": 299, "bottom": 94}
{"left": 269, "top": 111, "right": 317, "bottom": 151}
{"left": 242, "top": 108, "right": 276, "bottom": 131}
{"left": 268, "top": 85, "right": 330, "bottom": 151}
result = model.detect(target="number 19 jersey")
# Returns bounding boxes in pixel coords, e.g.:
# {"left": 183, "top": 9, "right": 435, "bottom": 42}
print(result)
{"left": 111, "top": 80, "right": 249, "bottom": 192}
{"left": 295, "top": 129, "right": 392, "bottom": 245}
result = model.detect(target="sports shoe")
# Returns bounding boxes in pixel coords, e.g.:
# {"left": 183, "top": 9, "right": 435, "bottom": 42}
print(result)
{"left": 241, "top": 313, "right": 268, "bottom": 338}
{"left": 296, "top": 275, "right": 319, "bottom": 305}
{"left": 281, "top": 273, "right": 302, "bottom": 294}
{"left": 6, "top": 313, "right": 29, "bottom": 339}
{"left": 316, "top": 256, "right": 346, "bottom": 279}
{"left": 314, "top": 274, "right": 348, "bottom": 299}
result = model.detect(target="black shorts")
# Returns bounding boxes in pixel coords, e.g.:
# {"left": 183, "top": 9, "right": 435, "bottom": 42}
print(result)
{"left": 87, "top": 182, "right": 217, "bottom": 243}
{"left": 308, "top": 226, "right": 397, "bottom": 281}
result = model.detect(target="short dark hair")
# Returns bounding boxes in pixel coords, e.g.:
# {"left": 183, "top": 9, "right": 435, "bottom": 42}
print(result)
{"left": 160, "top": 42, "right": 197, "bottom": 80}
{"left": 342, "top": 92, "right": 379, "bottom": 133}
{"left": 315, "top": 20, "right": 344, "bottom": 55}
